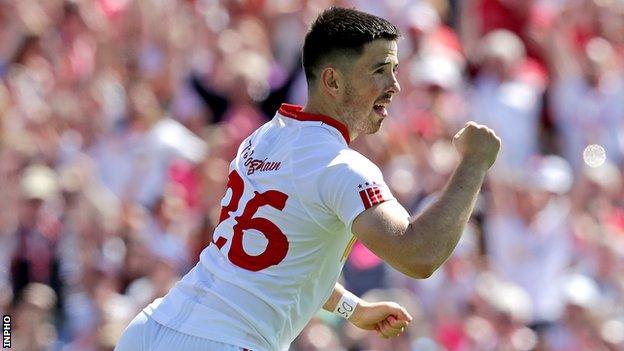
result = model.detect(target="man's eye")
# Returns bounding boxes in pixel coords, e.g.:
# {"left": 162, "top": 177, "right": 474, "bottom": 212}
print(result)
{"left": 375, "top": 68, "right": 385, "bottom": 74}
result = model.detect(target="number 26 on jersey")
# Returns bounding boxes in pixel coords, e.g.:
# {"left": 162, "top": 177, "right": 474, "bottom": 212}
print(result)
{"left": 212, "top": 170, "right": 290, "bottom": 272}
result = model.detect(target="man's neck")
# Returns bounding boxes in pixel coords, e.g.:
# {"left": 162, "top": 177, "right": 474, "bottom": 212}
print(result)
{"left": 302, "top": 96, "right": 358, "bottom": 141}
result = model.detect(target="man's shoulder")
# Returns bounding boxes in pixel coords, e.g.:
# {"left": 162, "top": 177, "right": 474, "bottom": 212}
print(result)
{"left": 329, "top": 148, "right": 378, "bottom": 171}
{"left": 245, "top": 114, "right": 345, "bottom": 151}
{"left": 292, "top": 133, "right": 376, "bottom": 172}
{"left": 304, "top": 148, "right": 382, "bottom": 191}
{"left": 294, "top": 123, "right": 347, "bottom": 148}
{"left": 285, "top": 126, "right": 349, "bottom": 165}
{"left": 238, "top": 117, "right": 379, "bottom": 176}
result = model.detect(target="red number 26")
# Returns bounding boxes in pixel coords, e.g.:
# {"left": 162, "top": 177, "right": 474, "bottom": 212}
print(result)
{"left": 213, "top": 170, "right": 289, "bottom": 271}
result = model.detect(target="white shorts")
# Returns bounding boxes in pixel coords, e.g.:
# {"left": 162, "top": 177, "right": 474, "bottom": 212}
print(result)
{"left": 115, "top": 310, "right": 253, "bottom": 351}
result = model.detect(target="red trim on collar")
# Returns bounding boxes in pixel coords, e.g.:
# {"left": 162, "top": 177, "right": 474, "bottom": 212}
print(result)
{"left": 278, "top": 103, "right": 351, "bottom": 145}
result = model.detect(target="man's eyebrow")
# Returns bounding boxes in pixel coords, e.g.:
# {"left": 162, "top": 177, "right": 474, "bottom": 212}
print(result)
{"left": 371, "top": 61, "right": 399, "bottom": 69}
{"left": 371, "top": 62, "right": 389, "bottom": 69}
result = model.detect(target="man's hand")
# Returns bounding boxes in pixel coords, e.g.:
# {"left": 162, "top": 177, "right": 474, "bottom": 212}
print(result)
{"left": 348, "top": 300, "right": 412, "bottom": 339}
{"left": 453, "top": 121, "right": 501, "bottom": 169}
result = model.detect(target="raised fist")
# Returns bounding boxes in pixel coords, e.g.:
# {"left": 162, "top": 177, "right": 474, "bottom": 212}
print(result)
{"left": 453, "top": 121, "right": 501, "bottom": 169}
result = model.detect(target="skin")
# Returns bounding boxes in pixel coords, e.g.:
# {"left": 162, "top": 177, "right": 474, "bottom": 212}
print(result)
{"left": 322, "top": 282, "right": 412, "bottom": 338}
{"left": 353, "top": 125, "right": 499, "bottom": 278}
{"left": 304, "top": 39, "right": 401, "bottom": 140}
{"left": 310, "top": 39, "right": 501, "bottom": 339}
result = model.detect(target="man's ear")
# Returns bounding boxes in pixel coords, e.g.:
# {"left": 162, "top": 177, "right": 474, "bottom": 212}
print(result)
{"left": 320, "top": 67, "right": 343, "bottom": 97}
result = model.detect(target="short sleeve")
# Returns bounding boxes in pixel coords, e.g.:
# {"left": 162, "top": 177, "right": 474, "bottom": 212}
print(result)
{"left": 319, "top": 150, "right": 396, "bottom": 231}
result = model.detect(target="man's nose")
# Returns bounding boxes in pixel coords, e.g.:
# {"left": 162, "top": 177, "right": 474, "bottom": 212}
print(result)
{"left": 387, "top": 74, "right": 401, "bottom": 94}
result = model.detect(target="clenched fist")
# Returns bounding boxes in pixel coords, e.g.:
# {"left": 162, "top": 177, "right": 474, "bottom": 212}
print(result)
{"left": 453, "top": 121, "right": 501, "bottom": 169}
{"left": 349, "top": 300, "right": 412, "bottom": 339}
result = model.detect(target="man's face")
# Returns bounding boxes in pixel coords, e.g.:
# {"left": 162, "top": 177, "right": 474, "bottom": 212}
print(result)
{"left": 339, "top": 39, "right": 400, "bottom": 135}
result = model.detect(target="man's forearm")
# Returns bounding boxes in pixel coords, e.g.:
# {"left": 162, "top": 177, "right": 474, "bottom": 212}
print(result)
{"left": 322, "top": 282, "right": 413, "bottom": 338}
{"left": 351, "top": 122, "right": 498, "bottom": 279}
{"left": 407, "top": 156, "right": 487, "bottom": 273}
{"left": 322, "top": 282, "right": 347, "bottom": 311}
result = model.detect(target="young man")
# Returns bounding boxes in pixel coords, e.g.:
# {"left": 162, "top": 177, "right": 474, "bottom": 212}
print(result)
{"left": 116, "top": 7, "right": 500, "bottom": 351}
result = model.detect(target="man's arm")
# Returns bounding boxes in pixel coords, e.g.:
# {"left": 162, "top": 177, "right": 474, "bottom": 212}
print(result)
{"left": 322, "top": 282, "right": 348, "bottom": 312}
{"left": 352, "top": 122, "right": 500, "bottom": 278}
{"left": 322, "top": 282, "right": 412, "bottom": 339}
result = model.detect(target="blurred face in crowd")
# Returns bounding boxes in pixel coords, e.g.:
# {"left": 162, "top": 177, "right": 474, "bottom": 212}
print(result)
{"left": 513, "top": 186, "right": 549, "bottom": 222}
{"left": 335, "top": 39, "right": 401, "bottom": 136}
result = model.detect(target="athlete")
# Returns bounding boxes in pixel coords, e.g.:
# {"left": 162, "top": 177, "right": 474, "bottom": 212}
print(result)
{"left": 116, "top": 7, "right": 500, "bottom": 351}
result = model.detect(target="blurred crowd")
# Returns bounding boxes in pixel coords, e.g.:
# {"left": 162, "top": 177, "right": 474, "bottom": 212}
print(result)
{"left": 2, "top": 0, "right": 624, "bottom": 350}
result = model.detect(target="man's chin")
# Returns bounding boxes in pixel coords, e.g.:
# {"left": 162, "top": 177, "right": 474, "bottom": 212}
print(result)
{"left": 364, "top": 119, "right": 384, "bottom": 135}
{"left": 375, "top": 120, "right": 384, "bottom": 132}
{"left": 375, "top": 112, "right": 386, "bottom": 128}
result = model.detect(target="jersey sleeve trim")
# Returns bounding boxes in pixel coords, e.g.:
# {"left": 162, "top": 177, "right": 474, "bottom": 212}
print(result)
{"left": 320, "top": 150, "right": 397, "bottom": 235}
{"left": 344, "top": 189, "right": 395, "bottom": 235}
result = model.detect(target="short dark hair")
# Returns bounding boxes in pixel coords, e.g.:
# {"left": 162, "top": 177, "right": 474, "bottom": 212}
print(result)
{"left": 302, "top": 7, "right": 401, "bottom": 85}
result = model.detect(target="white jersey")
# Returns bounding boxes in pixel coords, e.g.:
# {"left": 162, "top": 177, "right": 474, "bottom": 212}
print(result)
{"left": 148, "top": 104, "right": 396, "bottom": 351}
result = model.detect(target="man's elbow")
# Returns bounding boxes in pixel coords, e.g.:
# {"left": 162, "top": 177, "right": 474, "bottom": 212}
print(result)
{"left": 401, "top": 263, "right": 438, "bottom": 279}
{"left": 398, "top": 245, "right": 445, "bottom": 279}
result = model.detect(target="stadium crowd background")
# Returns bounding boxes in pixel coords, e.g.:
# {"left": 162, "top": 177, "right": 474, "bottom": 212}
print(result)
{"left": 2, "top": 0, "right": 624, "bottom": 350}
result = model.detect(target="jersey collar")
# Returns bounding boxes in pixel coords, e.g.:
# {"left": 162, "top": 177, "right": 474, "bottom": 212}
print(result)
{"left": 278, "top": 103, "right": 351, "bottom": 145}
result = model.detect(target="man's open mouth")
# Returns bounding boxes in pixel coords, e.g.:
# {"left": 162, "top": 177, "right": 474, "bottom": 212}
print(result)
{"left": 373, "top": 102, "right": 389, "bottom": 117}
